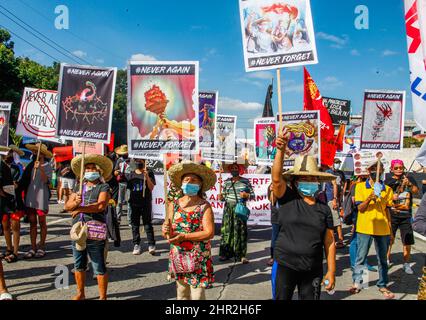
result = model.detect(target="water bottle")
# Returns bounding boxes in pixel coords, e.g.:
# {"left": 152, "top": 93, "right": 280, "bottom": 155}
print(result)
{"left": 324, "top": 280, "right": 335, "bottom": 295}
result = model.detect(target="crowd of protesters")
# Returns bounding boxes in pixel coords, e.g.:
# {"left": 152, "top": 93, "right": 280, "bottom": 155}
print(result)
{"left": 0, "top": 132, "right": 425, "bottom": 301}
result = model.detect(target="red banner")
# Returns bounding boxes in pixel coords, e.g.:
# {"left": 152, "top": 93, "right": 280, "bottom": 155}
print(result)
{"left": 53, "top": 146, "right": 73, "bottom": 163}
{"left": 107, "top": 133, "right": 115, "bottom": 152}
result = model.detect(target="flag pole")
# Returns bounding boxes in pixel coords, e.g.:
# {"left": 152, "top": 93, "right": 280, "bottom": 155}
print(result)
{"left": 79, "top": 141, "right": 86, "bottom": 195}
{"left": 163, "top": 154, "right": 171, "bottom": 239}
{"left": 142, "top": 159, "right": 147, "bottom": 197}
{"left": 276, "top": 68, "right": 283, "bottom": 134}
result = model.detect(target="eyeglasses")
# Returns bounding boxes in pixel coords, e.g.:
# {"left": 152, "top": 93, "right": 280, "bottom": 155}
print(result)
{"left": 393, "top": 166, "right": 404, "bottom": 170}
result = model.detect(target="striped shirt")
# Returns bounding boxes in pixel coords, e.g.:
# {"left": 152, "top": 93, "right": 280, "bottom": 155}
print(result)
{"left": 222, "top": 177, "right": 255, "bottom": 203}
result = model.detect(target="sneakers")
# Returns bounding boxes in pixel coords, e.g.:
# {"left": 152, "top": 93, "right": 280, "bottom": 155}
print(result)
{"left": 148, "top": 246, "right": 156, "bottom": 255}
{"left": 403, "top": 263, "right": 414, "bottom": 275}
{"left": 132, "top": 244, "right": 141, "bottom": 255}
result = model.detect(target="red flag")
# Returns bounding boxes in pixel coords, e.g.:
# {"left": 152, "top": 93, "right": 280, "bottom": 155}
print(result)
{"left": 303, "top": 68, "right": 336, "bottom": 167}
{"left": 335, "top": 124, "right": 346, "bottom": 152}
{"left": 107, "top": 133, "right": 115, "bottom": 152}
{"left": 53, "top": 146, "right": 73, "bottom": 163}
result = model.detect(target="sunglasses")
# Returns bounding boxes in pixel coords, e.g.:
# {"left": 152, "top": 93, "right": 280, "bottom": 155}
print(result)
{"left": 393, "top": 166, "right": 404, "bottom": 170}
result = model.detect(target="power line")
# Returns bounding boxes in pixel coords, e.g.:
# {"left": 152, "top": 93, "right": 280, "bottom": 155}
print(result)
{"left": 0, "top": 24, "right": 61, "bottom": 62}
{"left": 0, "top": 4, "right": 91, "bottom": 65}
{"left": 18, "top": 0, "right": 127, "bottom": 62}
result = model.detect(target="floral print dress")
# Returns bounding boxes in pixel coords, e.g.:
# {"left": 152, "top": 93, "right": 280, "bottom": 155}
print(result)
{"left": 167, "top": 200, "right": 214, "bottom": 289}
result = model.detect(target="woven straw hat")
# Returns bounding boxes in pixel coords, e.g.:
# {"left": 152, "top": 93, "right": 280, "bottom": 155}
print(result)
{"left": 168, "top": 161, "right": 217, "bottom": 193}
{"left": 25, "top": 143, "right": 53, "bottom": 158}
{"left": 71, "top": 154, "right": 113, "bottom": 179}
{"left": 114, "top": 145, "right": 128, "bottom": 156}
{"left": 283, "top": 155, "right": 336, "bottom": 182}
{"left": 70, "top": 222, "right": 88, "bottom": 251}
{"left": 9, "top": 145, "right": 24, "bottom": 156}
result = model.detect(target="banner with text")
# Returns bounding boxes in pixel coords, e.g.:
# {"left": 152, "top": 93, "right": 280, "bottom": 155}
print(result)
{"left": 322, "top": 97, "right": 351, "bottom": 125}
{"left": 72, "top": 140, "right": 104, "bottom": 156}
{"left": 254, "top": 118, "right": 277, "bottom": 166}
{"left": 199, "top": 91, "right": 218, "bottom": 150}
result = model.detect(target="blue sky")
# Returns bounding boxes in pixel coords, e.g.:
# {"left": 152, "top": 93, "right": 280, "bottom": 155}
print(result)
{"left": 0, "top": 0, "right": 412, "bottom": 130}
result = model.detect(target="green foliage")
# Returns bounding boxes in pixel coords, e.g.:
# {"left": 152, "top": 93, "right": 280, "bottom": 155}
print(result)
{"left": 9, "top": 127, "right": 22, "bottom": 146}
{"left": 403, "top": 137, "right": 424, "bottom": 148}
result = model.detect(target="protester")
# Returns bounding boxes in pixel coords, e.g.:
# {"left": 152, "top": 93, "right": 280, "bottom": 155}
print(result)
{"left": 346, "top": 175, "right": 377, "bottom": 272}
{"left": 162, "top": 161, "right": 216, "bottom": 300}
{"left": 65, "top": 154, "right": 113, "bottom": 300}
{"left": 323, "top": 158, "right": 347, "bottom": 249}
{"left": 126, "top": 158, "right": 156, "bottom": 255}
{"left": 218, "top": 162, "right": 255, "bottom": 264}
{"left": 271, "top": 131, "right": 336, "bottom": 300}
{"left": 114, "top": 145, "right": 130, "bottom": 223}
{"left": 413, "top": 191, "right": 426, "bottom": 300}
{"left": 350, "top": 160, "right": 395, "bottom": 299}
{"left": 384, "top": 159, "right": 418, "bottom": 274}
{"left": 267, "top": 183, "right": 279, "bottom": 267}
{"left": 59, "top": 160, "right": 77, "bottom": 213}
{"left": 0, "top": 146, "right": 22, "bottom": 263}
{"left": 55, "top": 160, "right": 63, "bottom": 204}
{"left": 17, "top": 143, "right": 53, "bottom": 259}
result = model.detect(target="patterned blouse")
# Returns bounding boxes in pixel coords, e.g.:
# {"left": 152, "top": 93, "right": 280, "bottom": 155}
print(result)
{"left": 222, "top": 177, "right": 255, "bottom": 204}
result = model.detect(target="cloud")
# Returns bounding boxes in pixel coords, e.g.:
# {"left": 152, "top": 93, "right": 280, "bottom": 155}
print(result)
{"left": 350, "top": 49, "right": 361, "bottom": 56}
{"left": 320, "top": 76, "right": 343, "bottom": 90}
{"left": 316, "top": 32, "right": 349, "bottom": 48}
{"left": 382, "top": 50, "right": 398, "bottom": 56}
{"left": 130, "top": 53, "right": 157, "bottom": 61}
{"left": 247, "top": 71, "right": 274, "bottom": 80}
{"left": 72, "top": 50, "right": 87, "bottom": 58}
{"left": 219, "top": 97, "right": 263, "bottom": 112}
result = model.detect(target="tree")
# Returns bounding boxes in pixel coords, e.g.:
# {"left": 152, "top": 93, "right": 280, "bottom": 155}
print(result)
{"left": 112, "top": 69, "right": 127, "bottom": 145}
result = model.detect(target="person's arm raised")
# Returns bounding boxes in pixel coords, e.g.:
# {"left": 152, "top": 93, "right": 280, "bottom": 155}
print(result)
{"left": 272, "top": 130, "right": 289, "bottom": 199}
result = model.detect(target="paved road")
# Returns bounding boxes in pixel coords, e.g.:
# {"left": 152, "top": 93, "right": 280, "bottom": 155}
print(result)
{"left": 1, "top": 201, "right": 425, "bottom": 300}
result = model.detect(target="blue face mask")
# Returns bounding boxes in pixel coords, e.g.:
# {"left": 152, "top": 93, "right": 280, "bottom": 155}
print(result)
{"left": 181, "top": 183, "right": 201, "bottom": 196}
{"left": 84, "top": 172, "right": 100, "bottom": 182}
{"left": 297, "top": 181, "right": 320, "bottom": 197}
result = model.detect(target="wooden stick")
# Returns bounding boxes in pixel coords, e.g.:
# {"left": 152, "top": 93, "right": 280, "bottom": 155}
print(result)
{"left": 32, "top": 141, "right": 42, "bottom": 180}
{"left": 276, "top": 68, "right": 283, "bottom": 134}
{"left": 79, "top": 141, "right": 86, "bottom": 195}
{"left": 219, "top": 162, "right": 223, "bottom": 195}
{"left": 142, "top": 160, "right": 147, "bottom": 197}
{"left": 376, "top": 156, "right": 382, "bottom": 183}
{"left": 163, "top": 154, "right": 171, "bottom": 239}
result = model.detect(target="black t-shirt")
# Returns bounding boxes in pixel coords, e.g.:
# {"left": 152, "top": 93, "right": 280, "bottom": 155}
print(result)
{"left": 72, "top": 183, "right": 110, "bottom": 224}
{"left": 0, "top": 160, "right": 16, "bottom": 213}
{"left": 106, "top": 176, "right": 119, "bottom": 203}
{"left": 126, "top": 169, "right": 156, "bottom": 205}
{"left": 385, "top": 174, "right": 417, "bottom": 215}
{"left": 274, "top": 186, "right": 334, "bottom": 272}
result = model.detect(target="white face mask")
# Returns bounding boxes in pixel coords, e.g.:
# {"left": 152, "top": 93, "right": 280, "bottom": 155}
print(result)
{"left": 333, "top": 164, "right": 340, "bottom": 170}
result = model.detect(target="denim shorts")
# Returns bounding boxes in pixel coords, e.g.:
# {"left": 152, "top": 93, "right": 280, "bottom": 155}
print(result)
{"left": 72, "top": 239, "right": 107, "bottom": 275}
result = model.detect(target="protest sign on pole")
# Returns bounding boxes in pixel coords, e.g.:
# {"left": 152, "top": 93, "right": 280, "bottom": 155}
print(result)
{"left": 277, "top": 111, "right": 320, "bottom": 168}
{"left": 199, "top": 91, "right": 218, "bottom": 149}
{"left": 73, "top": 140, "right": 104, "bottom": 156}
{"left": 127, "top": 61, "right": 199, "bottom": 156}
{"left": 254, "top": 117, "right": 277, "bottom": 166}
{"left": 360, "top": 90, "right": 405, "bottom": 151}
{"left": 53, "top": 146, "right": 73, "bottom": 163}
{"left": 0, "top": 102, "right": 11, "bottom": 150}
{"left": 353, "top": 150, "right": 390, "bottom": 176}
{"left": 201, "top": 115, "right": 237, "bottom": 163}
{"left": 239, "top": 0, "right": 318, "bottom": 72}
{"left": 17, "top": 88, "right": 63, "bottom": 143}
{"left": 56, "top": 64, "right": 117, "bottom": 143}
{"left": 322, "top": 97, "right": 351, "bottom": 125}
{"left": 404, "top": 0, "right": 426, "bottom": 130}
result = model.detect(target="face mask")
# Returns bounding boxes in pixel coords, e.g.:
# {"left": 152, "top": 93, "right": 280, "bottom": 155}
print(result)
{"left": 231, "top": 170, "right": 239, "bottom": 177}
{"left": 333, "top": 164, "right": 340, "bottom": 170}
{"left": 137, "top": 162, "right": 145, "bottom": 169}
{"left": 84, "top": 172, "right": 100, "bottom": 182}
{"left": 181, "top": 183, "right": 200, "bottom": 196}
{"left": 297, "top": 181, "right": 320, "bottom": 197}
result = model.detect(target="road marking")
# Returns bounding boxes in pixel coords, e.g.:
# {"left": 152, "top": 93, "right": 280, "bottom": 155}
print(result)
{"left": 47, "top": 217, "right": 71, "bottom": 226}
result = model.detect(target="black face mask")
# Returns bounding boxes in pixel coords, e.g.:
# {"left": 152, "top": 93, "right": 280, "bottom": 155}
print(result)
{"left": 370, "top": 171, "right": 381, "bottom": 181}
{"left": 137, "top": 162, "right": 145, "bottom": 169}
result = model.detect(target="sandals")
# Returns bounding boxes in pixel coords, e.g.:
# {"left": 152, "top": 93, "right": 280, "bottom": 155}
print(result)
{"left": 0, "top": 250, "right": 13, "bottom": 260}
{"left": 379, "top": 288, "right": 395, "bottom": 300}
{"left": 23, "top": 249, "right": 36, "bottom": 259}
{"left": 349, "top": 285, "right": 361, "bottom": 294}
{"left": 35, "top": 249, "right": 46, "bottom": 258}
{"left": 4, "top": 253, "right": 18, "bottom": 263}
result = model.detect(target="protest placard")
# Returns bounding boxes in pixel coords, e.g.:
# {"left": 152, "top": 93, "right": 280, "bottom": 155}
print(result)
{"left": 0, "top": 102, "right": 11, "bottom": 149}
{"left": 73, "top": 140, "right": 104, "bottom": 156}
{"left": 322, "top": 97, "right": 351, "bottom": 125}
{"left": 254, "top": 117, "right": 277, "bottom": 166}
{"left": 199, "top": 91, "right": 218, "bottom": 149}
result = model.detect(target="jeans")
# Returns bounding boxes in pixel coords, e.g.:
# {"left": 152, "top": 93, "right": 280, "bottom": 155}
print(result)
{"left": 72, "top": 239, "right": 106, "bottom": 275}
{"left": 352, "top": 233, "right": 390, "bottom": 288}
{"left": 130, "top": 204, "right": 155, "bottom": 246}
{"left": 349, "top": 232, "right": 376, "bottom": 270}
{"left": 117, "top": 183, "right": 127, "bottom": 219}
{"left": 274, "top": 263, "right": 323, "bottom": 300}
{"left": 270, "top": 223, "right": 280, "bottom": 258}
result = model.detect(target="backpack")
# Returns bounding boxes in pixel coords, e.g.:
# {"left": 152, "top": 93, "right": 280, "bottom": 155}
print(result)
{"left": 342, "top": 184, "right": 357, "bottom": 225}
